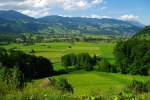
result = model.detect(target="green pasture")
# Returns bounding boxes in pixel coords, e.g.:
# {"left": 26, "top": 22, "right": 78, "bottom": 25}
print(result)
{"left": 0, "top": 42, "right": 115, "bottom": 63}
{"left": 32, "top": 71, "right": 150, "bottom": 96}
{"left": 1, "top": 42, "right": 150, "bottom": 99}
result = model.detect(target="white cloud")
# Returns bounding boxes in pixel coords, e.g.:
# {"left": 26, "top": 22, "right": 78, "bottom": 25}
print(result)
{"left": 76, "top": 1, "right": 88, "bottom": 8}
{"left": 61, "top": 0, "right": 89, "bottom": 11}
{"left": 82, "top": 14, "right": 111, "bottom": 19}
{"left": 60, "top": 0, "right": 103, "bottom": 11}
{"left": 91, "top": 14, "right": 111, "bottom": 19}
{"left": 120, "top": 14, "right": 139, "bottom": 20}
{"left": 92, "top": 0, "right": 103, "bottom": 5}
{"left": 21, "top": 9, "right": 49, "bottom": 18}
{"left": 0, "top": 0, "right": 104, "bottom": 17}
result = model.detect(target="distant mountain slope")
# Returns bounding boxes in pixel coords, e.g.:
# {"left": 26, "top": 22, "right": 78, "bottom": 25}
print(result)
{"left": 0, "top": 17, "right": 48, "bottom": 33}
{"left": 38, "top": 16, "right": 142, "bottom": 36}
{"left": 0, "top": 10, "right": 144, "bottom": 36}
{"left": 132, "top": 25, "right": 150, "bottom": 40}
{"left": 135, "top": 25, "right": 150, "bottom": 35}
{"left": 126, "top": 20, "right": 145, "bottom": 28}
{"left": 0, "top": 10, "right": 48, "bottom": 33}
{"left": 0, "top": 10, "right": 34, "bottom": 21}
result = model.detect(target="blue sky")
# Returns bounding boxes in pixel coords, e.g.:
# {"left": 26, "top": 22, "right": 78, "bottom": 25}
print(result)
{"left": 50, "top": 0, "right": 150, "bottom": 25}
{"left": 0, "top": 0, "right": 149, "bottom": 25}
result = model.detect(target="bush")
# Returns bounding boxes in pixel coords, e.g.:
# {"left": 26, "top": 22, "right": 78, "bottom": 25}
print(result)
{"left": 61, "top": 53, "right": 76, "bottom": 68}
{"left": 129, "top": 65, "right": 150, "bottom": 75}
{"left": 113, "top": 92, "right": 136, "bottom": 100}
{"left": 68, "top": 46, "right": 72, "bottom": 48}
{"left": 96, "top": 58, "right": 117, "bottom": 73}
{"left": 0, "top": 67, "right": 25, "bottom": 97}
{"left": 126, "top": 80, "right": 150, "bottom": 94}
{"left": 29, "top": 49, "right": 35, "bottom": 54}
{"left": 56, "top": 78, "right": 74, "bottom": 94}
{"left": 48, "top": 77, "right": 74, "bottom": 94}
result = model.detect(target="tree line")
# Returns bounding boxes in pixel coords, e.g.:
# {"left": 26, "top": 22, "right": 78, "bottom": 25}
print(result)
{"left": 61, "top": 52, "right": 117, "bottom": 73}
{"left": 114, "top": 38, "right": 150, "bottom": 75}
{"left": 61, "top": 53, "right": 97, "bottom": 71}
{"left": 0, "top": 48, "right": 54, "bottom": 80}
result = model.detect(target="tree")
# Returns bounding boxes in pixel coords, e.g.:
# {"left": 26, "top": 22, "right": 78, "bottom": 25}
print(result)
{"left": 92, "top": 54, "right": 98, "bottom": 66}
{"left": 114, "top": 38, "right": 150, "bottom": 75}
{"left": 56, "top": 78, "right": 74, "bottom": 94}
{"left": 21, "top": 33, "right": 34, "bottom": 45}
{"left": 97, "top": 58, "right": 111, "bottom": 72}
{"left": 61, "top": 53, "right": 94, "bottom": 71}
{"left": 0, "top": 48, "right": 54, "bottom": 79}
{"left": 35, "top": 56, "right": 53, "bottom": 77}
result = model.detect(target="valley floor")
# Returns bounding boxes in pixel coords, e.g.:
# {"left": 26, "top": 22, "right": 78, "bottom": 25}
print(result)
{"left": 0, "top": 42, "right": 149, "bottom": 99}
{"left": 0, "top": 42, "right": 115, "bottom": 63}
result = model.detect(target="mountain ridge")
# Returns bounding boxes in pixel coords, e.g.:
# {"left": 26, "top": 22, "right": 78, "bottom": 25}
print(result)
{"left": 0, "top": 10, "right": 144, "bottom": 36}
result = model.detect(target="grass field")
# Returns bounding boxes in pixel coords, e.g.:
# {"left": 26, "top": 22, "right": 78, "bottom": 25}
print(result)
{"left": 0, "top": 42, "right": 115, "bottom": 63}
{"left": 32, "top": 70, "right": 150, "bottom": 96}
{"left": 0, "top": 42, "right": 115, "bottom": 71}
{"left": 1, "top": 42, "right": 150, "bottom": 99}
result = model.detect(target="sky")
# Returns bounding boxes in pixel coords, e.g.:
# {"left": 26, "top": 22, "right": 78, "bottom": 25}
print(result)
{"left": 0, "top": 0, "right": 149, "bottom": 25}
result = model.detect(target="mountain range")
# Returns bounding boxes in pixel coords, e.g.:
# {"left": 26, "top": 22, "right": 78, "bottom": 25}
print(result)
{"left": 0, "top": 10, "right": 145, "bottom": 36}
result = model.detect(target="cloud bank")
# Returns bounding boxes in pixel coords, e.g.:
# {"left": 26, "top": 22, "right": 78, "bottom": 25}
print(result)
{"left": 120, "top": 14, "right": 139, "bottom": 20}
{"left": 0, "top": 0, "right": 103, "bottom": 17}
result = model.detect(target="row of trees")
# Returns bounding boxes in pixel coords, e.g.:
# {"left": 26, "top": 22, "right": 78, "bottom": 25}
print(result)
{"left": 0, "top": 34, "right": 20, "bottom": 44}
{"left": 96, "top": 58, "right": 117, "bottom": 73}
{"left": 0, "top": 48, "right": 54, "bottom": 80}
{"left": 0, "top": 33, "right": 117, "bottom": 45}
{"left": 114, "top": 38, "right": 150, "bottom": 75}
{"left": 61, "top": 53, "right": 118, "bottom": 73}
{"left": 0, "top": 33, "right": 45, "bottom": 45}
{"left": 61, "top": 53, "right": 97, "bottom": 71}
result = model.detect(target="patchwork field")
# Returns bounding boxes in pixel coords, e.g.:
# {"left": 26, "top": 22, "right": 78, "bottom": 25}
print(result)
{"left": 0, "top": 42, "right": 115, "bottom": 63}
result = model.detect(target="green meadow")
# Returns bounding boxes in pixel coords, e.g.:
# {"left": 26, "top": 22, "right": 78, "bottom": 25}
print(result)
{"left": 1, "top": 42, "right": 150, "bottom": 99}
{"left": 0, "top": 42, "right": 115, "bottom": 63}
{"left": 0, "top": 42, "right": 115, "bottom": 71}
{"left": 32, "top": 70, "right": 150, "bottom": 96}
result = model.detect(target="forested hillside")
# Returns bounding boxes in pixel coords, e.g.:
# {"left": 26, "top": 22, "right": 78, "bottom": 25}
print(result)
{"left": 0, "top": 10, "right": 143, "bottom": 36}
{"left": 114, "top": 26, "right": 150, "bottom": 75}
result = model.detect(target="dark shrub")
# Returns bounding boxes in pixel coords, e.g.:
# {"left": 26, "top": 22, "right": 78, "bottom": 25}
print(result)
{"left": 48, "top": 77, "right": 74, "bottom": 94}
{"left": 29, "top": 49, "right": 35, "bottom": 54}
{"left": 0, "top": 48, "right": 54, "bottom": 80}
{"left": 0, "top": 66, "right": 25, "bottom": 95}
{"left": 127, "top": 80, "right": 150, "bottom": 94}
{"left": 97, "top": 58, "right": 116, "bottom": 73}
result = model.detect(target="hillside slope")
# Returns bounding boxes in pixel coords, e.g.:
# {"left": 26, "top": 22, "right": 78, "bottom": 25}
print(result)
{"left": 133, "top": 25, "right": 150, "bottom": 40}
{"left": 0, "top": 10, "right": 143, "bottom": 36}
{"left": 38, "top": 16, "right": 142, "bottom": 36}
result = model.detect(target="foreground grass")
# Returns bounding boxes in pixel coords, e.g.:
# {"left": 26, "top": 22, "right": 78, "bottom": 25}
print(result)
{"left": 1, "top": 71, "right": 149, "bottom": 100}
{"left": 32, "top": 71, "right": 150, "bottom": 97}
